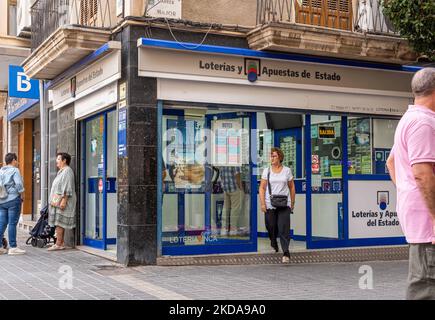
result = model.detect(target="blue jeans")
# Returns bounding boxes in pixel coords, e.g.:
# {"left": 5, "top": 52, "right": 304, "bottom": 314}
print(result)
{"left": 0, "top": 197, "right": 22, "bottom": 248}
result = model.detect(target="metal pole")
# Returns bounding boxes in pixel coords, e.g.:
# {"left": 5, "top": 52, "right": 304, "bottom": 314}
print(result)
{"left": 39, "top": 81, "right": 48, "bottom": 207}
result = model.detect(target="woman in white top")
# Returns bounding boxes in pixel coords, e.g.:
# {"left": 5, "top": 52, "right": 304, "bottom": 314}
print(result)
{"left": 259, "top": 147, "right": 296, "bottom": 263}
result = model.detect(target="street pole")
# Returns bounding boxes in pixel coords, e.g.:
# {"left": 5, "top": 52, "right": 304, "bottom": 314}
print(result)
{"left": 39, "top": 81, "right": 48, "bottom": 208}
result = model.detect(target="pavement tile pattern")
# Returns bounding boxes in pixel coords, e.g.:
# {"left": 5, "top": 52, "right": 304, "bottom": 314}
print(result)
{"left": 0, "top": 229, "right": 409, "bottom": 300}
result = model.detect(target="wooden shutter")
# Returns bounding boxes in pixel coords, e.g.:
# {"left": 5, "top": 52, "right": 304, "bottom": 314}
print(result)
{"left": 326, "top": 0, "right": 351, "bottom": 30}
{"left": 80, "top": 0, "right": 98, "bottom": 26}
{"left": 296, "top": 0, "right": 352, "bottom": 31}
{"left": 296, "top": 0, "right": 324, "bottom": 26}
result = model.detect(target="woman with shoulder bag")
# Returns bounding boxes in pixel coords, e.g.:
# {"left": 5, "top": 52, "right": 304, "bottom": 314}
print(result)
{"left": 259, "top": 147, "right": 296, "bottom": 263}
{"left": 47, "top": 152, "right": 76, "bottom": 251}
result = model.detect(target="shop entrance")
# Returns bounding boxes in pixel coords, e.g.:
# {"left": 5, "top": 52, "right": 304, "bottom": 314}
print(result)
{"left": 81, "top": 108, "right": 117, "bottom": 250}
{"left": 159, "top": 104, "right": 404, "bottom": 256}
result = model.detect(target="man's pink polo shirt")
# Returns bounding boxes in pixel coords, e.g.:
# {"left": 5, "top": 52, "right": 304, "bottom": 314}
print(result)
{"left": 391, "top": 105, "right": 435, "bottom": 243}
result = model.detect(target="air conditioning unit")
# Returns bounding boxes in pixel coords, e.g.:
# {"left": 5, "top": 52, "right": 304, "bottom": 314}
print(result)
{"left": 17, "top": 0, "right": 32, "bottom": 37}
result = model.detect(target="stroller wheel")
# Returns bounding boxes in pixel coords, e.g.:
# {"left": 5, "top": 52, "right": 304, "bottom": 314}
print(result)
{"left": 31, "top": 238, "right": 37, "bottom": 247}
{"left": 37, "top": 238, "right": 45, "bottom": 248}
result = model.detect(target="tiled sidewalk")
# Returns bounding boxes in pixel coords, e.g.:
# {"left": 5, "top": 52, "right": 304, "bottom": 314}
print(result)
{"left": 0, "top": 229, "right": 409, "bottom": 300}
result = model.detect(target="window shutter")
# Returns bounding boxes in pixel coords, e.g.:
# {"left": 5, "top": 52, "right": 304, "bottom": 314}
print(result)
{"left": 296, "top": 0, "right": 352, "bottom": 31}
{"left": 326, "top": 0, "right": 351, "bottom": 30}
{"left": 80, "top": 0, "right": 98, "bottom": 26}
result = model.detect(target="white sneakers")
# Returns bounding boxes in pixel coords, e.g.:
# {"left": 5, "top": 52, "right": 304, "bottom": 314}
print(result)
{"left": 0, "top": 248, "right": 7, "bottom": 255}
{"left": 282, "top": 255, "right": 290, "bottom": 263}
{"left": 7, "top": 247, "right": 26, "bottom": 255}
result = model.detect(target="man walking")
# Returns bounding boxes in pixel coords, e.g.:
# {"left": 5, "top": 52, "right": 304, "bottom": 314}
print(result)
{"left": 386, "top": 67, "right": 435, "bottom": 300}
{"left": 0, "top": 153, "right": 26, "bottom": 255}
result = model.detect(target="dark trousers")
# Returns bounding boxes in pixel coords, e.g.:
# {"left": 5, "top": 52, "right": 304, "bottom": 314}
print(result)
{"left": 406, "top": 243, "right": 435, "bottom": 300}
{"left": 265, "top": 207, "right": 291, "bottom": 255}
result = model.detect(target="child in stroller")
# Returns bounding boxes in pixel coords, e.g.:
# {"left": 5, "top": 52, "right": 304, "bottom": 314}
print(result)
{"left": 26, "top": 205, "right": 56, "bottom": 248}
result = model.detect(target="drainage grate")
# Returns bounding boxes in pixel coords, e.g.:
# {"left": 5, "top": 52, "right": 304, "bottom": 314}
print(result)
{"left": 156, "top": 246, "right": 409, "bottom": 266}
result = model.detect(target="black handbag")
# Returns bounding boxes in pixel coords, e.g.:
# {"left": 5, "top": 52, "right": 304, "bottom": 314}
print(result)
{"left": 267, "top": 168, "right": 289, "bottom": 208}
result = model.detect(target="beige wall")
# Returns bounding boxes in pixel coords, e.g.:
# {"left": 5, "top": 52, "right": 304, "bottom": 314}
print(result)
{"left": 182, "top": 0, "right": 257, "bottom": 26}
{"left": 0, "top": 0, "right": 9, "bottom": 35}
{"left": 128, "top": 0, "right": 257, "bottom": 26}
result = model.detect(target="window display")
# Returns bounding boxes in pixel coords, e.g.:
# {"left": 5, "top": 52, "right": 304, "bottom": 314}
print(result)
{"left": 311, "top": 120, "right": 342, "bottom": 180}
{"left": 347, "top": 118, "right": 372, "bottom": 174}
{"left": 161, "top": 110, "right": 253, "bottom": 251}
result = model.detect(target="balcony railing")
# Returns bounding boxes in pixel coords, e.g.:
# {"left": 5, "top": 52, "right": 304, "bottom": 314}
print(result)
{"left": 31, "top": 0, "right": 115, "bottom": 51}
{"left": 257, "top": 0, "right": 397, "bottom": 35}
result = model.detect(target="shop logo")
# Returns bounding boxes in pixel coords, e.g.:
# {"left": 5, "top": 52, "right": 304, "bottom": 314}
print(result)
{"left": 377, "top": 191, "right": 389, "bottom": 210}
{"left": 244, "top": 58, "right": 261, "bottom": 82}
{"left": 8, "top": 65, "right": 40, "bottom": 99}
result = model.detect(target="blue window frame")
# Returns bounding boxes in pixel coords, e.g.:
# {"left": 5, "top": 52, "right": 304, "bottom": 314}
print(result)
{"left": 158, "top": 104, "right": 258, "bottom": 256}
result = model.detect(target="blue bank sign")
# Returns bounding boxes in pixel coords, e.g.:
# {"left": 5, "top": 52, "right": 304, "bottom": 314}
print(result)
{"left": 8, "top": 65, "right": 40, "bottom": 99}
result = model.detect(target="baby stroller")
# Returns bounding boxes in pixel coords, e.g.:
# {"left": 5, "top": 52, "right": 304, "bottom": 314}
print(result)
{"left": 26, "top": 205, "right": 56, "bottom": 248}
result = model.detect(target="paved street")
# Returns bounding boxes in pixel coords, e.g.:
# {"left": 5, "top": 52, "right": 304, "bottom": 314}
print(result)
{"left": 0, "top": 229, "right": 409, "bottom": 300}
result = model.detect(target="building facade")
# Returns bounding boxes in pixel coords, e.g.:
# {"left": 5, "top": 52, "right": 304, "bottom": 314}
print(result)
{"left": 0, "top": 0, "right": 41, "bottom": 221}
{"left": 20, "top": 0, "right": 420, "bottom": 265}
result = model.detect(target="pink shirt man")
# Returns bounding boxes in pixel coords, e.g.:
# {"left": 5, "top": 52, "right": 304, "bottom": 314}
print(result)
{"left": 391, "top": 105, "right": 435, "bottom": 243}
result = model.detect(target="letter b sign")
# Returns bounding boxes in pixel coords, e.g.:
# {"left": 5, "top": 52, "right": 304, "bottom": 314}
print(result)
{"left": 8, "top": 65, "right": 40, "bottom": 99}
{"left": 17, "top": 72, "right": 32, "bottom": 92}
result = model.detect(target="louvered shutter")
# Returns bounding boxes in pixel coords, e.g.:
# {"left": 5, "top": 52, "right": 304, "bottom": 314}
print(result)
{"left": 80, "top": 0, "right": 98, "bottom": 26}
{"left": 326, "top": 0, "right": 351, "bottom": 30}
{"left": 296, "top": 0, "right": 352, "bottom": 31}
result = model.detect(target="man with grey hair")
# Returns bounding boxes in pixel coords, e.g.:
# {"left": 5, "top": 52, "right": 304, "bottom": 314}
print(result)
{"left": 387, "top": 67, "right": 435, "bottom": 300}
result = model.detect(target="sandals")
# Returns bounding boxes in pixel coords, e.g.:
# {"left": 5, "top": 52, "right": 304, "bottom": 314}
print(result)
{"left": 47, "top": 244, "right": 65, "bottom": 251}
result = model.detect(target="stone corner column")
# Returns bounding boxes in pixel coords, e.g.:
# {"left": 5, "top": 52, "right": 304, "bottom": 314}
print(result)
{"left": 116, "top": 29, "right": 158, "bottom": 265}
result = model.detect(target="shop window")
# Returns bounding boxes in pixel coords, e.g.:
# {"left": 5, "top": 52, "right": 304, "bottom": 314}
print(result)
{"left": 347, "top": 117, "right": 398, "bottom": 175}
{"left": 347, "top": 117, "right": 372, "bottom": 174}
{"left": 256, "top": 118, "right": 273, "bottom": 180}
{"left": 161, "top": 108, "right": 253, "bottom": 249}
{"left": 311, "top": 115, "right": 342, "bottom": 179}
{"left": 372, "top": 118, "right": 398, "bottom": 175}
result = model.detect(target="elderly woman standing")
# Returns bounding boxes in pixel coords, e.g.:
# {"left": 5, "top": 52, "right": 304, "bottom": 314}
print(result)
{"left": 48, "top": 152, "right": 76, "bottom": 251}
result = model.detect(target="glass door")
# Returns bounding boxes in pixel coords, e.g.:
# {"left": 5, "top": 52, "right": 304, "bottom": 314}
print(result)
{"left": 274, "top": 128, "right": 303, "bottom": 242}
{"left": 308, "top": 115, "right": 345, "bottom": 247}
{"left": 274, "top": 128, "right": 302, "bottom": 178}
{"left": 83, "top": 109, "right": 117, "bottom": 250}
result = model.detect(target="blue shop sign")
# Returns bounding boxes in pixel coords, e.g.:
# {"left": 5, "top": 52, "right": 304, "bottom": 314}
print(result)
{"left": 118, "top": 107, "right": 127, "bottom": 157}
{"left": 8, "top": 65, "right": 40, "bottom": 99}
